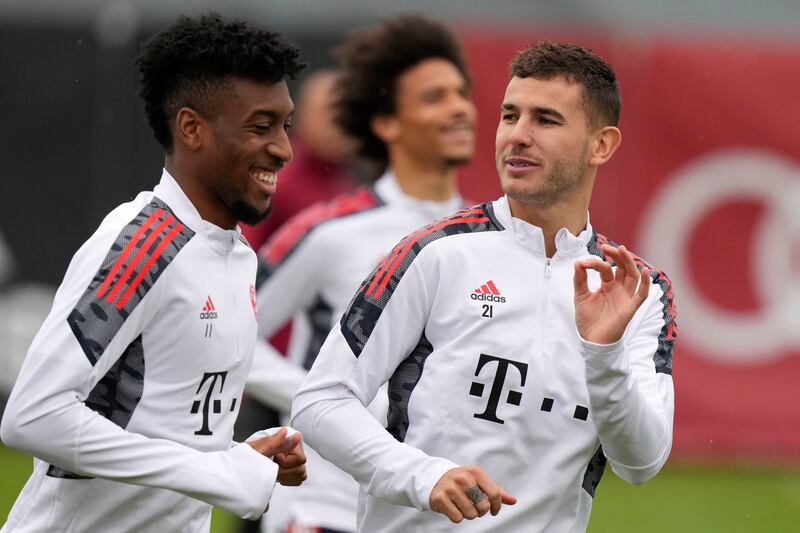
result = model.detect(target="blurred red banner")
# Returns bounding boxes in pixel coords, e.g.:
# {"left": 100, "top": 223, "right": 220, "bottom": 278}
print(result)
{"left": 458, "top": 28, "right": 800, "bottom": 461}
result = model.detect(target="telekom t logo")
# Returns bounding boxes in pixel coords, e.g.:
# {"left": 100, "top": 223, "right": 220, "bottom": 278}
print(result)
{"left": 470, "top": 353, "right": 528, "bottom": 424}
{"left": 191, "top": 371, "right": 229, "bottom": 436}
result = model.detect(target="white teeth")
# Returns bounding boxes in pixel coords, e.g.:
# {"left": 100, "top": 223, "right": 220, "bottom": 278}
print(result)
{"left": 252, "top": 170, "right": 276, "bottom": 185}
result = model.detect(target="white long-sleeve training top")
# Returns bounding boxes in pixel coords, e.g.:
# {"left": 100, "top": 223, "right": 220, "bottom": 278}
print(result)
{"left": 246, "top": 171, "right": 465, "bottom": 532}
{"left": 292, "top": 195, "right": 677, "bottom": 533}
{"left": 1, "top": 170, "right": 280, "bottom": 533}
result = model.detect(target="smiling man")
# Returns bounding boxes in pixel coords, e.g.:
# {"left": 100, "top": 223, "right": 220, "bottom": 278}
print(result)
{"left": 292, "top": 42, "right": 678, "bottom": 532}
{"left": 243, "top": 14, "right": 476, "bottom": 533}
{"left": 0, "top": 14, "right": 307, "bottom": 532}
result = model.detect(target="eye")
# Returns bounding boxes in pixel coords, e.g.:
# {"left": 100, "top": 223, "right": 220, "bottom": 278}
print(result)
{"left": 501, "top": 113, "right": 518, "bottom": 122}
{"left": 421, "top": 90, "right": 445, "bottom": 104}
{"left": 537, "top": 117, "right": 557, "bottom": 125}
{"left": 283, "top": 120, "right": 293, "bottom": 132}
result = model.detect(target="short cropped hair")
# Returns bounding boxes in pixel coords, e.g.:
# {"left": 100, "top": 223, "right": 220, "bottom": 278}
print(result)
{"left": 509, "top": 42, "right": 620, "bottom": 128}
{"left": 335, "top": 14, "right": 470, "bottom": 167}
{"left": 135, "top": 13, "right": 305, "bottom": 152}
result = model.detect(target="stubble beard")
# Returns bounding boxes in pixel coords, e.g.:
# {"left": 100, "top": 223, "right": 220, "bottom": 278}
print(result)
{"left": 231, "top": 199, "right": 272, "bottom": 226}
{"left": 503, "top": 140, "right": 589, "bottom": 208}
{"left": 445, "top": 154, "right": 472, "bottom": 168}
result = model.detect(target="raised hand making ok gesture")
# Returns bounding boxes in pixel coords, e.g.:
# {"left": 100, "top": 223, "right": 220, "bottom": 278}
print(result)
{"left": 573, "top": 244, "right": 651, "bottom": 345}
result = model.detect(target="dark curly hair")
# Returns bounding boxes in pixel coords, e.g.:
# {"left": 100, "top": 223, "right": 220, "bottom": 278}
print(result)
{"left": 509, "top": 42, "right": 620, "bottom": 128}
{"left": 334, "top": 14, "right": 470, "bottom": 169}
{"left": 135, "top": 13, "right": 305, "bottom": 152}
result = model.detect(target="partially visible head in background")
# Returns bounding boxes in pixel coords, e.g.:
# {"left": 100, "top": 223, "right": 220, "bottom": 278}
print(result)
{"left": 292, "top": 69, "right": 357, "bottom": 165}
{"left": 334, "top": 14, "right": 476, "bottom": 175}
{"left": 135, "top": 13, "right": 305, "bottom": 228}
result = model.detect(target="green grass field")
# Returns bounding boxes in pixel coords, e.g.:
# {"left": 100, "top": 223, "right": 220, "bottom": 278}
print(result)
{"left": 2, "top": 444, "right": 797, "bottom": 532}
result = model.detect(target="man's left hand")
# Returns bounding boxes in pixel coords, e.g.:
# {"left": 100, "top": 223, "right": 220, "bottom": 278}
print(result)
{"left": 573, "top": 244, "right": 650, "bottom": 344}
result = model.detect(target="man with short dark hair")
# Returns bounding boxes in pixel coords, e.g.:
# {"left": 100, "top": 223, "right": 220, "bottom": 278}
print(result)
{"left": 1, "top": 14, "right": 307, "bottom": 532}
{"left": 292, "top": 41, "right": 677, "bottom": 532}
{"left": 245, "top": 14, "right": 477, "bottom": 533}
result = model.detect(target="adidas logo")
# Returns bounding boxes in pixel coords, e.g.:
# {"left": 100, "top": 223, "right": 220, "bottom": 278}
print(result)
{"left": 470, "top": 280, "right": 506, "bottom": 303}
{"left": 200, "top": 295, "right": 219, "bottom": 320}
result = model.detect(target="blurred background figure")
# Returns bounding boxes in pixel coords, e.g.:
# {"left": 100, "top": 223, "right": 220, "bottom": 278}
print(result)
{"left": 246, "top": 14, "right": 476, "bottom": 533}
{"left": 239, "top": 68, "right": 359, "bottom": 251}
{"left": 234, "top": 68, "right": 360, "bottom": 533}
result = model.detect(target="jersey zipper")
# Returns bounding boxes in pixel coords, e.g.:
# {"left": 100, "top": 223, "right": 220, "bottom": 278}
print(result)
{"left": 540, "top": 258, "right": 551, "bottom": 356}
{"left": 225, "top": 238, "right": 241, "bottom": 361}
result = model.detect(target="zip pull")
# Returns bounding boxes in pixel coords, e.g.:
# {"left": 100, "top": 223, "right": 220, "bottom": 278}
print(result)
{"left": 545, "top": 259, "right": 551, "bottom": 279}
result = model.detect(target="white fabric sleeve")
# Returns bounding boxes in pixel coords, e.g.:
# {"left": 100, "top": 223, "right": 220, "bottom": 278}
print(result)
{"left": 292, "top": 258, "right": 458, "bottom": 510}
{"left": 0, "top": 223, "right": 278, "bottom": 520}
{"left": 581, "top": 284, "right": 675, "bottom": 485}
{"left": 246, "top": 231, "right": 327, "bottom": 411}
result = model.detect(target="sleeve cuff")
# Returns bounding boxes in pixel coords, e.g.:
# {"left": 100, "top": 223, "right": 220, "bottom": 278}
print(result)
{"left": 416, "top": 458, "right": 460, "bottom": 511}
{"left": 228, "top": 442, "right": 279, "bottom": 520}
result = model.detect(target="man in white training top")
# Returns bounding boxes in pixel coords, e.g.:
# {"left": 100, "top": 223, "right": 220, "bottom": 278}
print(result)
{"left": 292, "top": 41, "right": 678, "bottom": 532}
{"left": 1, "top": 14, "right": 307, "bottom": 532}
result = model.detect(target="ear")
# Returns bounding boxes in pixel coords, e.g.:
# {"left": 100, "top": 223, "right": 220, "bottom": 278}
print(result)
{"left": 371, "top": 114, "right": 400, "bottom": 144}
{"left": 174, "top": 107, "right": 206, "bottom": 151}
{"left": 588, "top": 126, "right": 621, "bottom": 167}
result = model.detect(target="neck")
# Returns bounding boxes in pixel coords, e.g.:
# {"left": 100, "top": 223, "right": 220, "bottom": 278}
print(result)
{"left": 165, "top": 157, "right": 236, "bottom": 230}
{"left": 388, "top": 149, "right": 458, "bottom": 201}
{"left": 507, "top": 187, "right": 591, "bottom": 258}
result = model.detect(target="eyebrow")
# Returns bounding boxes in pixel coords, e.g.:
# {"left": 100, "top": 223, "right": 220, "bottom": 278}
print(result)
{"left": 247, "top": 109, "right": 294, "bottom": 121}
{"left": 500, "top": 103, "right": 566, "bottom": 122}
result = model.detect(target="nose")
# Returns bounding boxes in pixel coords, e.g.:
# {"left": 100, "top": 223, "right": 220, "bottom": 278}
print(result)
{"left": 267, "top": 128, "right": 293, "bottom": 165}
{"left": 450, "top": 91, "right": 476, "bottom": 120}
{"left": 506, "top": 117, "right": 533, "bottom": 147}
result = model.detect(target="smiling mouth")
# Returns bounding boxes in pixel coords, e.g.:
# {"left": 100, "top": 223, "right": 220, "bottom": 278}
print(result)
{"left": 441, "top": 123, "right": 473, "bottom": 134}
{"left": 250, "top": 167, "right": 277, "bottom": 186}
{"left": 505, "top": 158, "right": 539, "bottom": 168}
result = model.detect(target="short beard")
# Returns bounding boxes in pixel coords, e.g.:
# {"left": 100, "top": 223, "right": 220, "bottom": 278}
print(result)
{"left": 231, "top": 200, "right": 272, "bottom": 226}
{"left": 503, "top": 140, "right": 588, "bottom": 208}
{"left": 445, "top": 155, "right": 472, "bottom": 167}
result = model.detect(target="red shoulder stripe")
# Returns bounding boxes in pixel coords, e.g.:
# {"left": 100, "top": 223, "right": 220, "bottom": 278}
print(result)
{"left": 264, "top": 188, "right": 379, "bottom": 266}
{"left": 116, "top": 223, "right": 184, "bottom": 309}
{"left": 104, "top": 214, "right": 176, "bottom": 305}
{"left": 96, "top": 208, "right": 164, "bottom": 299}
{"left": 367, "top": 211, "right": 489, "bottom": 299}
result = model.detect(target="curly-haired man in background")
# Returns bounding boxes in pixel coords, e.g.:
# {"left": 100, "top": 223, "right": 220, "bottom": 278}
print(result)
{"left": 0, "top": 14, "right": 307, "bottom": 532}
{"left": 245, "top": 14, "right": 477, "bottom": 533}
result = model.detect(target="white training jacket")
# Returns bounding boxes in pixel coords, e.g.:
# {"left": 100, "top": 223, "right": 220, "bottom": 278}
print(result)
{"left": 1, "top": 170, "right": 281, "bottom": 533}
{"left": 292, "top": 195, "right": 677, "bottom": 533}
{"left": 246, "top": 171, "right": 464, "bottom": 532}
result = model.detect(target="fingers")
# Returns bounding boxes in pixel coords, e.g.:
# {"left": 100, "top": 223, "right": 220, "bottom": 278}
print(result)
{"left": 274, "top": 433, "right": 306, "bottom": 466}
{"left": 637, "top": 266, "right": 651, "bottom": 303}
{"left": 501, "top": 490, "right": 517, "bottom": 506}
{"left": 574, "top": 257, "right": 614, "bottom": 285}
{"left": 573, "top": 260, "right": 589, "bottom": 301}
{"left": 453, "top": 487, "right": 480, "bottom": 521}
{"left": 429, "top": 466, "right": 515, "bottom": 523}
{"left": 469, "top": 485, "right": 492, "bottom": 517}
{"left": 246, "top": 428, "right": 304, "bottom": 458}
{"left": 274, "top": 433, "right": 307, "bottom": 486}
{"left": 472, "top": 468, "right": 514, "bottom": 516}
{"left": 246, "top": 427, "right": 287, "bottom": 456}
{"left": 431, "top": 492, "right": 466, "bottom": 523}
{"left": 277, "top": 463, "right": 307, "bottom": 486}
{"left": 272, "top": 431, "right": 303, "bottom": 456}
{"left": 601, "top": 244, "right": 640, "bottom": 291}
